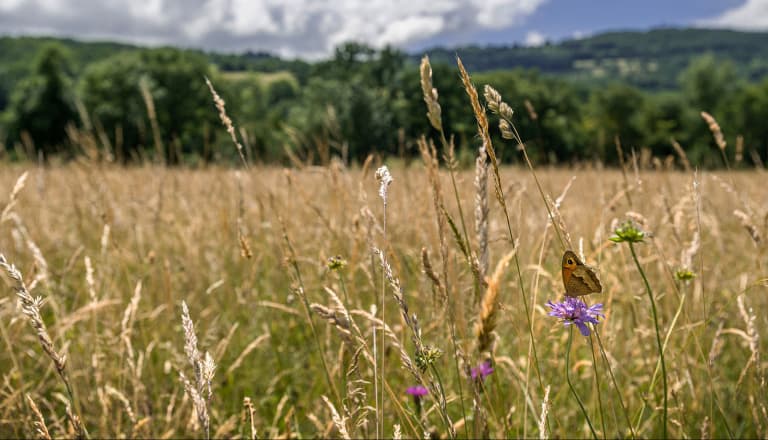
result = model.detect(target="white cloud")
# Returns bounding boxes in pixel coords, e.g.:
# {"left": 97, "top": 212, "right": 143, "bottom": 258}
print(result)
{"left": 376, "top": 16, "right": 446, "bottom": 47}
{"left": 698, "top": 0, "right": 768, "bottom": 30}
{"left": 0, "top": 0, "right": 547, "bottom": 58}
{"left": 524, "top": 30, "right": 546, "bottom": 46}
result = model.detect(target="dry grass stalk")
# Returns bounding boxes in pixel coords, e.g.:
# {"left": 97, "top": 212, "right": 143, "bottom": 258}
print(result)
{"left": 735, "top": 135, "right": 744, "bottom": 166}
{"left": 25, "top": 237, "right": 49, "bottom": 286}
{"left": 670, "top": 138, "right": 691, "bottom": 172}
{"left": 25, "top": 394, "right": 52, "bottom": 440}
{"left": 0, "top": 254, "right": 72, "bottom": 391}
{"left": 419, "top": 56, "right": 442, "bottom": 132}
{"left": 421, "top": 247, "right": 444, "bottom": 301}
{"left": 457, "top": 60, "right": 493, "bottom": 166}
{"left": 475, "top": 250, "right": 516, "bottom": 354}
{"left": 120, "top": 280, "right": 142, "bottom": 377}
{"left": 375, "top": 165, "right": 393, "bottom": 207}
{"left": 680, "top": 231, "right": 700, "bottom": 270}
{"left": 469, "top": 80, "right": 512, "bottom": 227}
{"left": 700, "top": 416, "right": 710, "bottom": 439}
{"left": 105, "top": 385, "right": 136, "bottom": 427}
{"left": 179, "top": 301, "right": 216, "bottom": 439}
{"left": 734, "top": 210, "right": 761, "bottom": 245}
{"left": 393, "top": 424, "right": 402, "bottom": 440}
{"left": 1, "top": 171, "right": 28, "bottom": 223}
{"left": 736, "top": 295, "right": 760, "bottom": 386}
{"left": 65, "top": 404, "right": 86, "bottom": 439}
{"left": 205, "top": 77, "right": 249, "bottom": 168}
{"left": 100, "top": 224, "right": 110, "bottom": 255}
{"left": 242, "top": 397, "right": 257, "bottom": 440}
{"left": 708, "top": 322, "right": 725, "bottom": 368}
{"left": 373, "top": 248, "right": 421, "bottom": 348}
{"left": 524, "top": 99, "right": 539, "bottom": 121}
{"left": 373, "top": 248, "right": 456, "bottom": 438}
{"left": 235, "top": 172, "right": 253, "bottom": 259}
{"left": 538, "top": 385, "right": 551, "bottom": 439}
{"left": 417, "top": 137, "right": 449, "bottom": 299}
{"left": 84, "top": 256, "right": 96, "bottom": 303}
{"left": 226, "top": 334, "right": 270, "bottom": 375}
{"left": 474, "top": 140, "right": 489, "bottom": 279}
{"left": 701, "top": 112, "right": 727, "bottom": 151}
{"left": 180, "top": 371, "right": 210, "bottom": 437}
{"left": 322, "top": 395, "right": 351, "bottom": 439}
{"left": 351, "top": 309, "right": 419, "bottom": 380}
{"left": 139, "top": 77, "right": 165, "bottom": 164}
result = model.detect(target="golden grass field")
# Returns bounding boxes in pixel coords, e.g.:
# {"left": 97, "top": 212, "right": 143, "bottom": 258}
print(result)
{"left": 0, "top": 159, "right": 765, "bottom": 438}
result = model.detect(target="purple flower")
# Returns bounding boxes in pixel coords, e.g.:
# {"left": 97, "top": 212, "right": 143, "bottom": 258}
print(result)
{"left": 406, "top": 385, "right": 428, "bottom": 397}
{"left": 471, "top": 361, "right": 494, "bottom": 381}
{"left": 547, "top": 296, "right": 604, "bottom": 336}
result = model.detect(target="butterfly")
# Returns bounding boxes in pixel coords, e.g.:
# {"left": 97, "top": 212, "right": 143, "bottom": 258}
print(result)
{"left": 562, "top": 250, "right": 602, "bottom": 297}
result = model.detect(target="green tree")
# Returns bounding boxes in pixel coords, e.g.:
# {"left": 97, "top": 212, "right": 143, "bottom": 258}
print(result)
{"left": 639, "top": 93, "right": 691, "bottom": 157}
{"left": 3, "top": 44, "right": 77, "bottom": 158}
{"left": 734, "top": 78, "right": 768, "bottom": 165}
{"left": 679, "top": 54, "right": 737, "bottom": 113}
{"left": 585, "top": 83, "right": 645, "bottom": 163}
{"left": 79, "top": 48, "right": 218, "bottom": 164}
{"left": 477, "top": 69, "right": 586, "bottom": 164}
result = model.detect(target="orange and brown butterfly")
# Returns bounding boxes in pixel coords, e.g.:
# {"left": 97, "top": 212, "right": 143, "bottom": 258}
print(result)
{"left": 561, "top": 250, "right": 602, "bottom": 297}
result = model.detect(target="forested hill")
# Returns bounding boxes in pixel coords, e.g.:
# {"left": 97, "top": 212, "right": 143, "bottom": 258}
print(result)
{"left": 3, "top": 27, "right": 768, "bottom": 91}
{"left": 422, "top": 28, "right": 768, "bottom": 89}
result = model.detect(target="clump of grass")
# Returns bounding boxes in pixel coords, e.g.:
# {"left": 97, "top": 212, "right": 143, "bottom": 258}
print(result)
{"left": 1, "top": 253, "right": 89, "bottom": 439}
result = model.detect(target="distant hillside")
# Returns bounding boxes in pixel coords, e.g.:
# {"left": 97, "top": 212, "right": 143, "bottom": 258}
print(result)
{"left": 2, "top": 27, "right": 768, "bottom": 99}
{"left": 0, "top": 36, "right": 309, "bottom": 106}
{"left": 422, "top": 28, "right": 768, "bottom": 89}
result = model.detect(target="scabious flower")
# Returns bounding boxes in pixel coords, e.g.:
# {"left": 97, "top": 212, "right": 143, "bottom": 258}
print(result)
{"left": 406, "top": 385, "right": 428, "bottom": 417}
{"left": 547, "top": 296, "right": 604, "bottom": 336}
{"left": 406, "top": 385, "right": 429, "bottom": 397}
{"left": 471, "top": 360, "right": 494, "bottom": 381}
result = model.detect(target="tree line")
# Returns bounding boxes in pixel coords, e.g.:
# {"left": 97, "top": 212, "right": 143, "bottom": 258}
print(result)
{"left": 1, "top": 41, "right": 766, "bottom": 167}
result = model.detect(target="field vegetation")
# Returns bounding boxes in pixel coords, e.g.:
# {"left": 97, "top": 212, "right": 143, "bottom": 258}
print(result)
{"left": 0, "top": 54, "right": 765, "bottom": 439}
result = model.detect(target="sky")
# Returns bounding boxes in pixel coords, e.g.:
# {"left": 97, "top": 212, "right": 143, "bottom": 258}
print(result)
{"left": 0, "top": 0, "right": 763, "bottom": 59}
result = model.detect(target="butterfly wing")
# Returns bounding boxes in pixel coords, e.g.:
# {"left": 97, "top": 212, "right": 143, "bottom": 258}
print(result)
{"left": 565, "top": 264, "right": 602, "bottom": 297}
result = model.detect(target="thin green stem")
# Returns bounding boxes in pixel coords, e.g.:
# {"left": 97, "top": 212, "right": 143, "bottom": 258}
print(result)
{"left": 282, "top": 231, "right": 341, "bottom": 407}
{"left": 594, "top": 327, "right": 635, "bottom": 439}
{"left": 510, "top": 124, "right": 567, "bottom": 251}
{"left": 430, "top": 364, "right": 457, "bottom": 439}
{"left": 589, "top": 334, "right": 607, "bottom": 439}
{"left": 566, "top": 327, "right": 598, "bottom": 440}
{"left": 378, "top": 198, "right": 388, "bottom": 439}
{"left": 628, "top": 242, "right": 667, "bottom": 439}
{"left": 492, "top": 160, "right": 548, "bottom": 435}
{"left": 447, "top": 318, "right": 470, "bottom": 439}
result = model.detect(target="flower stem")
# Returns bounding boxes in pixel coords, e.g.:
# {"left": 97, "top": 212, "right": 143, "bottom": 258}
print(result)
{"left": 566, "top": 327, "right": 598, "bottom": 440}
{"left": 629, "top": 242, "right": 667, "bottom": 438}
{"left": 588, "top": 334, "right": 607, "bottom": 439}
{"left": 594, "top": 327, "right": 636, "bottom": 439}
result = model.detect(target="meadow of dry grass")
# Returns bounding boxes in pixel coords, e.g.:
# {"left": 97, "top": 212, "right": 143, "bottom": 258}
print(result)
{"left": 0, "top": 158, "right": 765, "bottom": 438}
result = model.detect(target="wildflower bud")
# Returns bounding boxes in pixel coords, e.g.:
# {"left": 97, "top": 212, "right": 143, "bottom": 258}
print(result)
{"left": 610, "top": 220, "right": 645, "bottom": 244}
{"left": 674, "top": 268, "right": 695, "bottom": 282}
{"left": 327, "top": 255, "right": 347, "bottom": 271}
